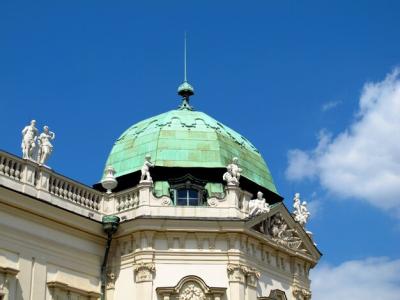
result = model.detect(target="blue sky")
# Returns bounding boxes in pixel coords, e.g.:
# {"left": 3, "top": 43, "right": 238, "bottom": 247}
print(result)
{"left": 1, "top": 1, "right": 400, "bottom": 298}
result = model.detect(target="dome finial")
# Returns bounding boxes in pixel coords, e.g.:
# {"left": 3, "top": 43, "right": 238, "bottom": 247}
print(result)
{"left": 178, "top": 32, "right": 194, "bottom": 110}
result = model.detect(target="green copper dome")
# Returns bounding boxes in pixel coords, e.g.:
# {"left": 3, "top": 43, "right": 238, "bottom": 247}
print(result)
{"left": 104, "top": 109, "right": 277, "bottom": 193}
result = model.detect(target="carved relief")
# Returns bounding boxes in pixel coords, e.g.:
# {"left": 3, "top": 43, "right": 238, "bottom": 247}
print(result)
{"left": 179, "top": 282, "right": 206, "bottom": 300}
{"left": 252, "top": 213, "right": 307, "bottom": 252}
{"left": 156, "top": 275, "right": 226, "bottom": 300}
{"left": 133, "top": 262, "right": 155, "bottom": 282}
{"left": 269, "top": 213, "right": 302, "bottom": 249}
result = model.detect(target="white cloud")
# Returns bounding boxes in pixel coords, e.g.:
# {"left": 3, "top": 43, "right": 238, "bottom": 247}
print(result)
{"left": 322, "top": 100, "right": 342, "bottom": 112}
{"left": 311, "top": 257, "right": 400, "bottom": 300}
{"left": 286, "top": 69, "right": 400, "bottom": 216}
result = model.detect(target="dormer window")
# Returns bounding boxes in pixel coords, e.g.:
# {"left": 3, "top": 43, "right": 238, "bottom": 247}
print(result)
{"left": 170, "top": 178, "right": 205, "bottom": 206}
{"left": 176, "top": 188, "right": 200, "bottom": 206}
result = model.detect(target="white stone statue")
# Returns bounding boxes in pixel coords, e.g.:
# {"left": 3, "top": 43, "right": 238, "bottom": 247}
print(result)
{"left": 37, "top": 126, "right": 55, "bottom": 165}
{"left": 293, "top": 193, "right": 310, "bottom": 227}
{"left": 140, "top": 154, "right": 154, "bottom": 182}
{"left": 249, "top": 191, "right": 270, "bottom": 217}
{"left": 223, "top": 157, "right": 242, "bottom": 186}
{"left": 21, "top": 120, "right": 39, "bottom": 160}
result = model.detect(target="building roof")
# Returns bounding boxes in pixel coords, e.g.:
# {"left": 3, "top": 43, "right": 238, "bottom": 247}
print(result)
{"left": 104, "top": 108, "right": 278, "bottom": 194}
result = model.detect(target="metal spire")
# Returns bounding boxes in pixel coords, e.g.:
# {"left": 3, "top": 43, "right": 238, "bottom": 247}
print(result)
{"left": 177, "top": 32, "right": 194, "bottom": 110}
{"left": 184, "top": 31, "right": 187, "bottom": 82}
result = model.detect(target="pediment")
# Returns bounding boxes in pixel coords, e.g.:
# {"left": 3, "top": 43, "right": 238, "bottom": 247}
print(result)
{"left": 246, "top": 203, "right": 320, "bottom": 260}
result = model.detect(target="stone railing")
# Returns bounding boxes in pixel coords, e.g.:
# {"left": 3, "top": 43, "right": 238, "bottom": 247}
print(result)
{"left": 115, "top": 186, "right": 140, "bottom": 212}
{"left": 0, "top": 150, "right": 251, "bottom": 220}
{"left": 49, "top": 173, "right": 102, "bottom": 211}
{"left": 0, "top": 150, "right": 104, "bottom": 220}
{"left": 0, "top": 152, "right": 23, "bottom": 182}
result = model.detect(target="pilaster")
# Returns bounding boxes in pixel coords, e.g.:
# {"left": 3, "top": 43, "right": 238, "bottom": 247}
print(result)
{"left": 227, "top": 264, "right": 246, "bottom": 300}
{"left": 133, "top": 262, "right": 155, "bottom": 300}
{"left": 227, "top": 263, "right": 260, "bottom": 300}
{"left": 225, "top": 185, "right": 241, "bottom": 208}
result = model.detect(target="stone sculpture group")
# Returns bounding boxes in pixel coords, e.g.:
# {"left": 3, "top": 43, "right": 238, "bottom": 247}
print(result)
{"left": 292, "top": 193, "right": 310, "bottom": 227}
{"left": 21, "top": 120, "right": 55, "bottom": 166}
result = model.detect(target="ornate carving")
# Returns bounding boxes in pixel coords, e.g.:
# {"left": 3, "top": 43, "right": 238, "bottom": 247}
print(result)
{"left": 268, "top": 213, "right": 302, "bottom": 249}
{"left": 223, "top": 157, "right": 242, "bottom": 186}
{"left": 140, "top": 154, "right": 154, "bottom": 182}
{"left": 292, "top": 286, "right": 311, "bottom": 300}
{"left": 292, "top": 193, "right": 310, "bottom": 228}
{"left": 249, "top": 191, "right": 270, "bottom": 217}
{"left": 156, "top": 275, "right": 226, "bottom": 300}
{"left": 133, "top": 262, "right": 155, "bottom": 282}
{"left": 106, "top": 272, "right": 116, "bottom": 289}
{"left": 161, "top": 197, "right": 172, "bottom": 206}
{"left": 227, "top": 263, "right": 260, "bottom": 285}
{"left": 179, "top": 283, "right": 206, "bottom": 300}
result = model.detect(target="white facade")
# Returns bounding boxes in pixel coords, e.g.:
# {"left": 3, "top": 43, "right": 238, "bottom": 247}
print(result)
{"left": 0, "top": 146, "right": 320, "bottom": 299}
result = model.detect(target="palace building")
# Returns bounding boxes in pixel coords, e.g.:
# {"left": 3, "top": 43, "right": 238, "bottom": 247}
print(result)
{"left": 0, "top": 75, "right": 320, "bottom": 299}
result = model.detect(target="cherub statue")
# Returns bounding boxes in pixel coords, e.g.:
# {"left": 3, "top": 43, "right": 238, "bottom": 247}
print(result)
{"left": 223, "top": 157, "right": 242, "bottom": 186}
{"left": 140, "top": 154, "right": 154, "bottom": 182}
{"left": 37, "top": 126, "right": 55, "bottom": 165}
{"left": 293, "top": 193, "right": 310, "bottom": 227}
{"left": 249, "top": 191, "right": 270, "bottom": 217}
{"left": 228, "top": 157, "right": 242, "bottom": 180}
{"left": 21, "top": 120, "right": 39, "bottom": 160}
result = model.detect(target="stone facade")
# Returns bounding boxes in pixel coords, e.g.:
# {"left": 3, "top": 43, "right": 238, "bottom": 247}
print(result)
{"left": 0, "top": 150, "right": 320, "bottom": 299}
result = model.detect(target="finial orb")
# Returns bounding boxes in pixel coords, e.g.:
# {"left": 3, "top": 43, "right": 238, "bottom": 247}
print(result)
{"left": 177, "top": 81, "right": 194, "bottom": 97}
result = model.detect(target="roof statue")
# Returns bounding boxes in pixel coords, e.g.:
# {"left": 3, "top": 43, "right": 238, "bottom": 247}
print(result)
{"left": 21, "top": 120, "right": 55, "bottom": 166}
{"left": 293, "top": 193, "right": 311, "bottom": 227}
{"left": 248, "top": 191, "right": 270, "bottom": 217}
{"left": 38, "top": 125, "right": 55, "bottom": 166}
{"left": 21, "top": 119, "right": 38, "bottom": 160}
{"left": 140, "top": 154, "right": 154, "bottom": 182}
{"left": 223, "top": 157, "right": 242, "bottom": 186}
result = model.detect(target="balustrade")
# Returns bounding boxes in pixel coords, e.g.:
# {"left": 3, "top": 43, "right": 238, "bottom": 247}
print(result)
{"left": 49, "top": 174, "right": 102, "bottom": 211}
{"left": 115, "top": 187, "right": 139, "bottom": 212}
{"left": 0, "top": 152, "right": 23, "bottom": 181}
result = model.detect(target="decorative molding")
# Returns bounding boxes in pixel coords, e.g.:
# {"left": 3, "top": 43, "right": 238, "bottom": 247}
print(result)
{"left": 227, "top": 263, "right": 260, "bottom": 286}
{"left": 106, "top": 272, "right": 116, "bottom": 289}
{"left": 156, "top": 275, "right": 226, "bottom": 300}
{"left": 47, "top": 281, "right": 100, "bottom": 299}
{"left": 133, "top": 262, "right": 155, "bottom": 282}
{"left": 0, "top": 266, "right": 19, "bottom": 297}
{"left": 259, "top": 289, "right": 288, "bottom": 300}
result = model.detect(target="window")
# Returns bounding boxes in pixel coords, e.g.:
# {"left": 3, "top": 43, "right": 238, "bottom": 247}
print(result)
{"left": 169, "top": 176, "right": 206, "bottom": 206}
{"left": 176, "top": 188, "right": 200, "bottom": 206}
